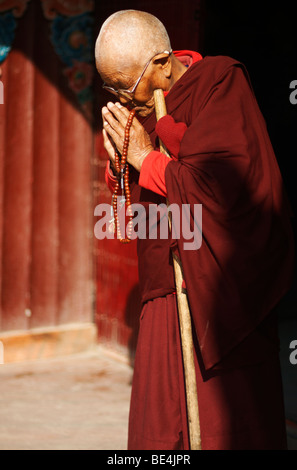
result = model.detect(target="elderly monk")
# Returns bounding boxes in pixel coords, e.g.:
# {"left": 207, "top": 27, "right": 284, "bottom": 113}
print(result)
{"left": 95, "top": 10, "right": 294, "bottom": 450}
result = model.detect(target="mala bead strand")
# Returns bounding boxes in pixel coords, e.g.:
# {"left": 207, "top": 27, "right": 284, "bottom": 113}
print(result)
{"left": 112, "top": 109, "right": 136, "bottom": 243}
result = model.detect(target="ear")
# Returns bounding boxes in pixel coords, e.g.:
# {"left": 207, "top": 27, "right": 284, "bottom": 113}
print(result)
{"left": 152, "top": 53, "right": 172, "bottom": 78}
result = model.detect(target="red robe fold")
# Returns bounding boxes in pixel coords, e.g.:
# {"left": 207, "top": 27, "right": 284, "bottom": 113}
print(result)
{"left": 128, "top": 294, "right": 288, "bottom": 450}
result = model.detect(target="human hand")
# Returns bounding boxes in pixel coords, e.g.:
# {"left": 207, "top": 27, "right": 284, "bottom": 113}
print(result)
{"left": 102, "top": 102, "right": 154, "bottom": 172}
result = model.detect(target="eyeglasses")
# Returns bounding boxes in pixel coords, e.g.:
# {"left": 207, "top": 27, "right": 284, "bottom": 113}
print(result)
{"left": 102, "top": 49, "right": 172, "bottom": 100}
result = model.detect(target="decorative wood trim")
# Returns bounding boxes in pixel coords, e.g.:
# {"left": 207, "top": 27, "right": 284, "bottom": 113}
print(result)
{"left": 40, "top": 0, "right": 94, "bottom": 20}
{"left": 0, "top": 0, "right": 31, "bottom": 63}
{"left": 0, "top": 0, "right": 31, "bottom": 17}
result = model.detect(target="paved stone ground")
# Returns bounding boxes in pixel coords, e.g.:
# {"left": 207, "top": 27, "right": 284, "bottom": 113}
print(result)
{"left": 0, "top": 346, "right": 133, "bottom": 450}
{"left": 0, "top": 338, "right": 296, "bottom": 451}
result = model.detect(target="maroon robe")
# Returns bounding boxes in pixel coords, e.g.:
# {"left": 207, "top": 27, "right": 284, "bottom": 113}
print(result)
{"left": 126, "top": 54, "right": 294, "bottom": 449}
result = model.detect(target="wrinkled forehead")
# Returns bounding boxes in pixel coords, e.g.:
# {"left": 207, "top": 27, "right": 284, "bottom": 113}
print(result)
{"left": 96, "top": 48, "right": 146, "bottom": 86}
{"left": 102, "top": 69, "right": 136, "bottom": 90}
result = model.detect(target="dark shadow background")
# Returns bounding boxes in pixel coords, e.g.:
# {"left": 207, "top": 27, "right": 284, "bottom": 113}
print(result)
{"left": 201, "top": 0, "right": 297, "bottom": 436}
{"left": 202, "top": 1, "right": 297, "bottom": 237}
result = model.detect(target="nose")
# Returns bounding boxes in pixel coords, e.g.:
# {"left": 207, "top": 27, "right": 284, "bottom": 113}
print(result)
{"left": 118, "top": 95, "right": 132, "bottom": 106}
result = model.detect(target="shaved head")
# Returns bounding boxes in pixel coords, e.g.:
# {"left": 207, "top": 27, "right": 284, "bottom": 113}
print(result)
{"left": 95, "top": 10, "right": 187, "bottom": 117}
{"left": 95, "top": 10, "right": 171, "bottom": 79}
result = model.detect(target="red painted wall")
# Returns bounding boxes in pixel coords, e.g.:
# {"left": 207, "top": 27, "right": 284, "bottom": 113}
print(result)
{"left": 0, "top": 1, "right": 94, "bottom": 332}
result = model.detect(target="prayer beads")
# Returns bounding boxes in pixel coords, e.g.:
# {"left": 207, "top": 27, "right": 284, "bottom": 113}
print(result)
{"left": 112, "top": 109, "right": 136, "bottom": 243}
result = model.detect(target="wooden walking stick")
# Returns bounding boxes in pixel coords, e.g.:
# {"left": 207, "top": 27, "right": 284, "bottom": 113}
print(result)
{"left": 153, "top": 89, "right": 202, "bottom": 450}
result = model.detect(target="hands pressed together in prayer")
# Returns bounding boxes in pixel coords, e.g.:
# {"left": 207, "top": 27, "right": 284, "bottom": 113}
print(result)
{"left": 102, "top": 102, "right": 154, "bottom": 172}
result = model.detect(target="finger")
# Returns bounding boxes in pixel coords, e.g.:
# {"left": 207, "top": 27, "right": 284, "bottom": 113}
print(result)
{"left": 102, "top": 127, "right": 114, "bottom": 150}
{"left": 102, "top": 106, "right": 118, "bottom": 126}
{"left": 107, "top": 101, "right": 131, "bottom": 127}
{"left": 102, "top": 109, "right": 122, "bottom": 143}
{"left": 114, "top": 101, "right": 130, "bottom": 116}
{"left": 102, "top": 128, "right": 116, "bottom": 159}
{"left": 102, "top": 106, "right": 125, "bottom": 143}
{"left": 114, "top": 102, "right": 143, "bottom": 133}
{"left": 103, "top": 119, "right": 122, "bottom": 150}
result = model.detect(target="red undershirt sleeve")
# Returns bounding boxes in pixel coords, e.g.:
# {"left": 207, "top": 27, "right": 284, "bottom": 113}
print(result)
{"left": 138, "top": 115, "right": 188, "bottom": 198}
{"left": 138, "top": 150, "right": 170, "bottom": 197}
{"left": 105, "top": 160, "right": 119, "bottom": 194}
{"left": 105, "top": 150, "right": 172, "bottom": 198}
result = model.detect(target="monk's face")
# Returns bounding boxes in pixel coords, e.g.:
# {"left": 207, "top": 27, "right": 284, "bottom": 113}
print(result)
{"left": 99, "top": 53, "right": 172, "bottom": 117}
{"left": 106, "top": 69, "right": 156, "bottom": 117}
